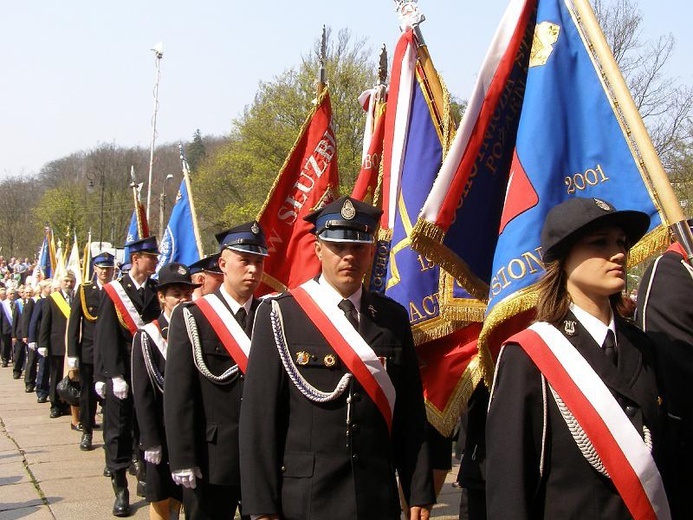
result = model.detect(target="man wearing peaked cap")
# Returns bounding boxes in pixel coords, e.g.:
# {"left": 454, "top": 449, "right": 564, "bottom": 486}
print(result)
{"left": 188, "top": 253, "right": 223, "bottom": 300}
{"left": 67, "top": 251, "right": 115, "bottom": 453}
{"left": 165, "top": 221, "right": 268, "bottom": 519}
{"left": 240, "top": 196, "right": 435, "bottom": 519}
{"left": 97, "top": 237, "right": 160, "bottom": 517}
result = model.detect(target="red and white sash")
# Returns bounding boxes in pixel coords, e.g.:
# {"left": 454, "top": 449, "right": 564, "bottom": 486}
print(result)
{"left": 142, "top": 321, "right": 167, "bottom": 360}
{"left": 291, "top": 280, "right": 396, "bottom": 433}
{"left": 103, "top": 281, "right": 145, "bottom": 337}
{"left": 507, "top": 322, "right": 670, "bottom": 520}
{"left": 194, "top": 294, "right": 250, "bottom": 373}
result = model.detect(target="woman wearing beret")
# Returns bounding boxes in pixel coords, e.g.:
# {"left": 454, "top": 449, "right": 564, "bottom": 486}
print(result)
{"left": 485, "top": 197, "right": 671, "bottom": 519}
{"left": 132, "top": 262, "right": 199, "bottom": 520}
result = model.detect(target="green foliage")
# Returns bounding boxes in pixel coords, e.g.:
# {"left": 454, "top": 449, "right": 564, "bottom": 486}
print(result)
{"left": 186, "top": 129, "right": 207, "bottom": 173}
{"left": 194, "top": 27, "right": 376, "bottom": 232}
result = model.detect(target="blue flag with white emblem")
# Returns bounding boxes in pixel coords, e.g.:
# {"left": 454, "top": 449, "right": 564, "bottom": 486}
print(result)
{"left": 412, "top": 0, "right": 668, "bottom": 363}
{"left": 156, "top": 180, "right": 202, "bottom": 272}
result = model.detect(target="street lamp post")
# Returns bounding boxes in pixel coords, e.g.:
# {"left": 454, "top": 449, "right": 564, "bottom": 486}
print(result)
{"left": 146, "top": 42, "right": 164, "bottom": 223}
{"left": 159, "top": 173, "right": 174, "bottom": 236}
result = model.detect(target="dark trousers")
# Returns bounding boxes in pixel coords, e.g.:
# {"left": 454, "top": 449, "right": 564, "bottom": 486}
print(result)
{"left": 48, "top": 355, "right": 65, "bottom": 407}
{"left": 79, "top": 362, "right": 98, "bottom": 433}
{"left": 182, "top": 484, "right": 242, "bottom": 520}
{"left": 0, "top": 333, "right": 11, "bottom": 364}
{"left": 104, "top": 378, "right": 134, "bottom": 472}
{"left": 12, "top": 340, "right": 26, "bottom": 376}
{"left": 24, "top": 346, "right": 38, "bottom": 387}
{"left": 36, "top": 352, "right": 49, "bottom": 398}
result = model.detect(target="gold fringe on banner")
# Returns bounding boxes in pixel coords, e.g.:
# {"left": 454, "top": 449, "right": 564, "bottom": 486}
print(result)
{"left": 425, "top": 356, "right": 486, "bottom": 436}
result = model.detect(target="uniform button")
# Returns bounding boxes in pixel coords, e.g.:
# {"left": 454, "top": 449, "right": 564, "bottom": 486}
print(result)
{"left": 624, "top": 405, "right": 637, "bottom": 417}
{"left": 351, "top": 423, "right": 359, "bottom": 432}
{"left": 240, "top": 374, "right": 244, "bottom": 380}
{"left": 281, "top": 466, "right": 286, "bottom": 472}
{"left": 352, "top": 392, "right": 362, "bottom": 401}
{"left": 352, "top": 454, "right": 359, "bottom": 462}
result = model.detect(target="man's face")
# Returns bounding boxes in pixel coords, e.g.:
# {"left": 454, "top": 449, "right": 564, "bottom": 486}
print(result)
{"left": 62, "top": 277, "right": 75, "bottom": 292}
{"left": 0, "top": 288, "right": 6, "bottom": 300}
{"left": 219, "top": 249, "right": 264, "bottom": 303}
{"left": 42, "top": 285, "right": 52, "bottom": 297}
{"left": 95, "top": 265, "right": 114, "bottom": 284}
{"left": 7, "top": 290, "right": 16, "bottom": 301}
{"left": 314, "top": 239, "right": 375, "bottom": 298}
{"left": 131, "top": 253, "right": 158, "bottom": 277}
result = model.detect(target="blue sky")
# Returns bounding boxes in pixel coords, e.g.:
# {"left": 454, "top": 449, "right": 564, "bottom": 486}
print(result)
{"left": 1, "top": 0, "right": 690, "bottom": 178}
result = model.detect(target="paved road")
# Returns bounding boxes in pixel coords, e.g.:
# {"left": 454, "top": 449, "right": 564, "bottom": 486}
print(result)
{"left": 0, "top": 363, "right": 461, "bottom": 519}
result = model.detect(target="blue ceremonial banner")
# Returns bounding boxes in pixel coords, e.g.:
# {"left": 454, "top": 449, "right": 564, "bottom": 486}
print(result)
{"left": 412, "top": 0, "right": 668, "bottom": 362}
{"left": 156, "top": 180, "right": 201, "bottom": 272}
{"left": 36, "top": 230, "right": 51, "bottom": 279}
{"left": 122, "top": 209, "right": 140, "bottom": 267}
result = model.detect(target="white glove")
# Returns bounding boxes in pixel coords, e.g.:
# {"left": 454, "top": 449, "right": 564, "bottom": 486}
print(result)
{"left": 94, "top": 381, "right": 106, "bottom": 399}
{"left": 144, "top": 446, "right": 162, "bottom": 465}
{"left": 67, "top": 357, "right": 79, "bottom": 369}
{"left": 37, "top": 347, "right": 48, "bottom": 357}
{"left": 171, "top": 467, "right": 202, "bottom": 489}
{"left": 111, "top": 377, "right": 129, "bottom": 400}
{"left": 27, "top": 342, "right": 37, "bottom": 351}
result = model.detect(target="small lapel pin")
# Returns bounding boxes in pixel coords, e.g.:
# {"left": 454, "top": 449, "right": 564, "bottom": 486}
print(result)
{"left": 368, "top": 305, "right": 377, "bottom": 318}
{"left": 563, "top": 320, "right": 576, "bottom": 336}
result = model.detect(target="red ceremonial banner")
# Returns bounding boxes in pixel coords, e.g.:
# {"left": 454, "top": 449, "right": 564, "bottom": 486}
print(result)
{"left": 256, "top": 89, "right": 339, "bottom": 295}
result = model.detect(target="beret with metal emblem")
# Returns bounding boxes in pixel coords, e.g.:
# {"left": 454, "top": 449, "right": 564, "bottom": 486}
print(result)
{"left": 188, "top": 253, "right": 222, "bottom": 275}
{"left": 303, "top": 195, "right": 383, "bottom": 244}
{"left": 214, "top": 221, "right": 268, "bottom": 257}
{"left": 124, "top": 236, "right": 159, "bottom": 256}
{"left": 540, "top": 197, "right": 650, "bottom": 263}
{"left": 155, "top": 262, "right": 201, "bottom": 291}
{"left": 93, "top": 252, "right": 115, "bottom": 268}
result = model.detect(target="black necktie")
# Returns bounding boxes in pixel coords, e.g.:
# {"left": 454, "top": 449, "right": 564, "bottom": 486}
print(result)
{"left": 137, "top": 287, "right": 145, "bottom": 301}
{"left": 602, "top": 330, "right": 617, "bottom": 365}
{"left": 235, "top": 307, "right": 247, "bottom": 329}
{"left": 338, "top": 299, "right": 359, "bottom": 330}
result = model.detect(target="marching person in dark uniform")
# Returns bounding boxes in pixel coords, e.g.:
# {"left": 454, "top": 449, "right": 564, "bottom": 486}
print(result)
{"left": 239, "top": 196, "right": 435, "bottom": 520}
{"left": 133, "top": 262, "right": 197, "bottom": 520}
{"left": 164, "top": 222, "right": 268, "bottom": 520}
{"left": 98, "top": 236, "right": 160, "bottom": 517}
{"left": 636, "top": 220, "right": 693, "bottom": 519}
{"left": 188, "top": 253, "right": 223, "bottom": 300}
{"left": 29, "top": 279, "right": 53, "bottom": 402}
{"left": 67, "top": 252, "right": 115, "bottom": 451}
{"left": 38, "top": 271, "right": 76, "bottom": 419}
{"left": 485, "top": 197, "right": 670, "bottom": 519}
{"left": 11, "top": 285, "right": 27, "bottom": 380}
{"left": 1, "top": 286, "right": 15, "bottom": 367}
{"left": 21, "top": 284, "right": 39, "bottom": 393}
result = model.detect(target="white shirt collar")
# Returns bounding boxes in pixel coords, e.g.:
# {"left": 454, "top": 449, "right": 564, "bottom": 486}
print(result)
{"left": 569, "top": 302, "right": 617, "bottom": 347}
{"left": 318, "top": 274, "right": 363, "bottom": 314}
{"left": 218, "top": 284, "right": 252, "bottom": 315}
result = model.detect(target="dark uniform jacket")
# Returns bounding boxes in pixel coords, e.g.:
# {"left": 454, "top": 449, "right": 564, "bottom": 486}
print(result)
{"left": 239, "top": 288, "right": 434, "bottom": 520}
{"left": 164, "top": 290, "right": 258, "bottom": 486}
{"left": 1, "top": 300, "right": 14, "bottom": 336}
{"left": 38, "top": 293, "right": 71, "bottom": 356}
{"left": 28, "top": 297, "right": 46, "bottom": 344}
{"left": 97, "top": 275, "right": 159, "bottom": 380}
{"left": 19, "top": 298, "right": 36, "bottom": 341}
{"left": 132, "top": 314, "right": 168, "bottom": 450}
{"left": 11, "top": 299, "right": 27, "bottom": 339}
{"left": 486, "top": 313, "right": 666, "bottom": 520}
{"left": 636, "top": 248, "right": 693, "bottom": 519}
{"left": 67, "top": 282, "right": 102, "bottom": 364}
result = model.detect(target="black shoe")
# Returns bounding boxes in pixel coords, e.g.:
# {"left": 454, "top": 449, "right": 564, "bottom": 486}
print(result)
{"left": 136, "top": 480, "right": 146, "bottom": 498}
{"left": 1, "top": 361, "right": 8, "bottom": 367}
{"left": 70, "top": 423, "right": 83, "bottom": 431}
{"left": 12, "top": 372, "right": 21, "bottom": 379}
{"left": 80, "top": 433, "right": 93, "bottom": 451}
{"left": 49, "top": 407, "right": 61, "bottom": 419}
{"left": 37, "top": 395, "right": 48, "bottom": 403}
{"left": 111, "top": 471, "right": 130, "bottom": 517}
{"left": 103, "top": 466, "right": 112, "bottom": 478}
{"left": 25, "top": 385, "right": 35, "bottom": 393}
{"left": 128, "top": 460, "right": 138, "bottom": 476}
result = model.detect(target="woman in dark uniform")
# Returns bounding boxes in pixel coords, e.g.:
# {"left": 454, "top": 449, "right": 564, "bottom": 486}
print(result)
{"left": 485, "top": 197, "right": 671, "bottom": 519}
{"left": 132, "top": 262, "right": 199, "bottom": 520}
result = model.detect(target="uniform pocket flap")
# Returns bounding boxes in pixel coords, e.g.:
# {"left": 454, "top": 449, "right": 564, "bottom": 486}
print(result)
{"left": 282, "top": 452, "right": 315, "bottom": 478}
